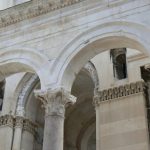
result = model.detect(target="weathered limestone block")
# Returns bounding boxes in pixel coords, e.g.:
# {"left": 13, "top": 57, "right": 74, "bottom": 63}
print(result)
{"left": 94, "top": 81, "right": 150, "bottom": 150}
{"left": 21, "top": 119, "right": 37, "bottom": 150}
{"left": 0, "top": 115, "right": 37, "bottom": 150}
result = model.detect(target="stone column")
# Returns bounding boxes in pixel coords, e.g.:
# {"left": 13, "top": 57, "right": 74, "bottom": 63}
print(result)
{"left": 0, "top": 115, "right": 14, "bottom": 150}
{"left": 12, "top": 106, "right": 25, "bottom": 150}
{"left": 21, "top": 119, "right": 36, "bottom": 150}
{"left": 35, "top": 87, "right": 76, "bottom": 150}
{"left": 94, "top": 81, "right": 150, "bottom": 150}
{"left": 12, "top": 116, "right": 24, "bottom": 150}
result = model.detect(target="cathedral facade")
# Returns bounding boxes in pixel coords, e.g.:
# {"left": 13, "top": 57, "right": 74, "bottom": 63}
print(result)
{"left": 0, "top": 0, "right": 150, "bottom": 150}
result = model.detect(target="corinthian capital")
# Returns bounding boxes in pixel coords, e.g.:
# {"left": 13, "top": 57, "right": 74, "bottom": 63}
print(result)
{"left": 34, "top": 87, "right": 76, "bottom": 117}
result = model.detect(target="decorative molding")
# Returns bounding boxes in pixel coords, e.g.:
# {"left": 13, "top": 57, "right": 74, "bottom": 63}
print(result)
{"left": 84, "top": 61, "right": 99, "bottom": 89}
{"left": 0, "top": 0, "right": 84, "bottom": 28}
{"left": 0, "top": 115, "right": 14, "bottom": 127}
{"left": 93, "top": 81, "right": 146, "bottom": 106}
{"left": 35, "top": 87, "right": 76, "bottom": 117}
{"left": 0, "top": 115, "right": 37, "bottom": 134}
{"left": 23, "top": 119, "right": 37, "bottom": 134}
{"left": 15, "top": 116, "right": 24, "bottom": 128}
{"left": 16, "top": 74, "right": 39, "bottom": 116}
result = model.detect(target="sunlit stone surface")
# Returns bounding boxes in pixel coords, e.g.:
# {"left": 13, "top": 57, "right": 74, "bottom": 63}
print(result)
{"left": 0, "top": 0, "right": 150, "bottom": 150}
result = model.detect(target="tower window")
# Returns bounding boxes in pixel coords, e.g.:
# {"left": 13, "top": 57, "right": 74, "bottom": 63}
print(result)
{"left": 110, "top": 48, "right": 127, "bottom": 80}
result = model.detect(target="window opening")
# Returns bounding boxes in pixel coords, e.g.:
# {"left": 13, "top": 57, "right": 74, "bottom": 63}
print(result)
{"left": 110, "top": 48, "right": 127, "bottom": 80}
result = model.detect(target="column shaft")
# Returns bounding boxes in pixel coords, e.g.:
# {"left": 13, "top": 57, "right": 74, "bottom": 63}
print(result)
{"left": 21, "top": 119, "right": 36, "bottom": 150}
{"left": 34, "top": 87, "right": 76, "bottom": 150}
{"left": 21, "top": 130, "right": 34, "bottom": 150}
{"left": 0, "top": 115, "right": 14, "bottom": 150}
{"left": 12, "top": 116, "right": 23, "bottom": 150}
{"left": 43, "top": 115, "right": 64, "bottom": 150}
{"left": 12, "top": 127, "right": 22, "bottom": 150}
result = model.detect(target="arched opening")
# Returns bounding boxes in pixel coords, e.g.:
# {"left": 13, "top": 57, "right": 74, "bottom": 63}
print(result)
{"left": 0, "top": 48, "right": 51, "bottom": 89}
{"left": 59, "top": 35, "right": 148, "bottom": 91}
{"left": 13, "top": 73, "right": 44, "bottom": 150}
{"left": 0, "top": 49, "right": 50, "bottom": 150}
{"left": 110, "top": 48, "right": 127, "bottom": 80}
{"left": 21, "top": 77, "right": 44, "bottom": 150}
{"left": 64, "top": 61, "right": 98, "bottom": 150}
{"left": 64, "top": 46, "right": 148, "bottom": 149}
{"left": 60, "top": 26, "right": 150, "bottom": 149}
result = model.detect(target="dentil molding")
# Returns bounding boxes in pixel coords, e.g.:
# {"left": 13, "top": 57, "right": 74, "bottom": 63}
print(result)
{"left": 93, "top": 80, "right": 146, "bottom": 106}
{"left": 0, "top": 115, "right": 37, "bottom": 134}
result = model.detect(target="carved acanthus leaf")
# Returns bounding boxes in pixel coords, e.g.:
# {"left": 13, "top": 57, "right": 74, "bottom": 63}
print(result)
{"left": 35, "top": 87, "right": 76, "bottom": 117}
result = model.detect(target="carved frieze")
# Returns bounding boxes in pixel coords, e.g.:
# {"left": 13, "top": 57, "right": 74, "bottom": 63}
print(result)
{"left": 23, "top": 119, "right": 37, "bottom": 134}
{"left": 15, "top": 116, "right": 24, "bottom": 128}
{"left": 0, "top": 115, "right": 37, "bottom": 134}
{"left": 0, "top": 115, "right": 14, "bottom": 127}
{"left": 93, "top": 81, "right": 146, "bottom": 106}
{"left": 0, "top": 0, "right": 84, "bottom": 28}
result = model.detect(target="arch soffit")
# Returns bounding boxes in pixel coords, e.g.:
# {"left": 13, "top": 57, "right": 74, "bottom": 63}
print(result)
{"left": 0, "top": 47, "right": 52, "bottom": 89}
{"left": 51, "top": 21, "right": 150, "bottom": 91}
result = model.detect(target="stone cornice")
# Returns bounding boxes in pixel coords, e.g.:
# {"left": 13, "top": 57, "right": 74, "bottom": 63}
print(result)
{"left": 0, "top": 115, "right": 37, "bottom": 134}
{"left": 0, "top": 0, "right": 84, "bottom": 28}
{"left": 93, "top": 81, "right": 146, "bottom": 106}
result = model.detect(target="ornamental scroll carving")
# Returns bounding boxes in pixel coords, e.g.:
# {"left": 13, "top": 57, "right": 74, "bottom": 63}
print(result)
{"left": 93, "top": 81, "right": 146, "bottom": 106}
{"left": 0, "top": 115, "right": 37, "bottom": 134}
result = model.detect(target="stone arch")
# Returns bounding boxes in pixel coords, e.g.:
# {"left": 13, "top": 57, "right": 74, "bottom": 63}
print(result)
{"left": 0, "top": 47, "right": 52, "bottom": 89}
{"left": 77, "top": 117, "right": 96, "bottom": 150}
{"left": 83, "top": 61, "right": 99, "bottom": 90}
{"left": 15, "top": 73, "right": 39, "bottom": 116}
{"left": 15, "top": 62, "right": 99, "bottom": 117}
{"left": 51, "top": 21, "right": 150, "bottom": 91}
